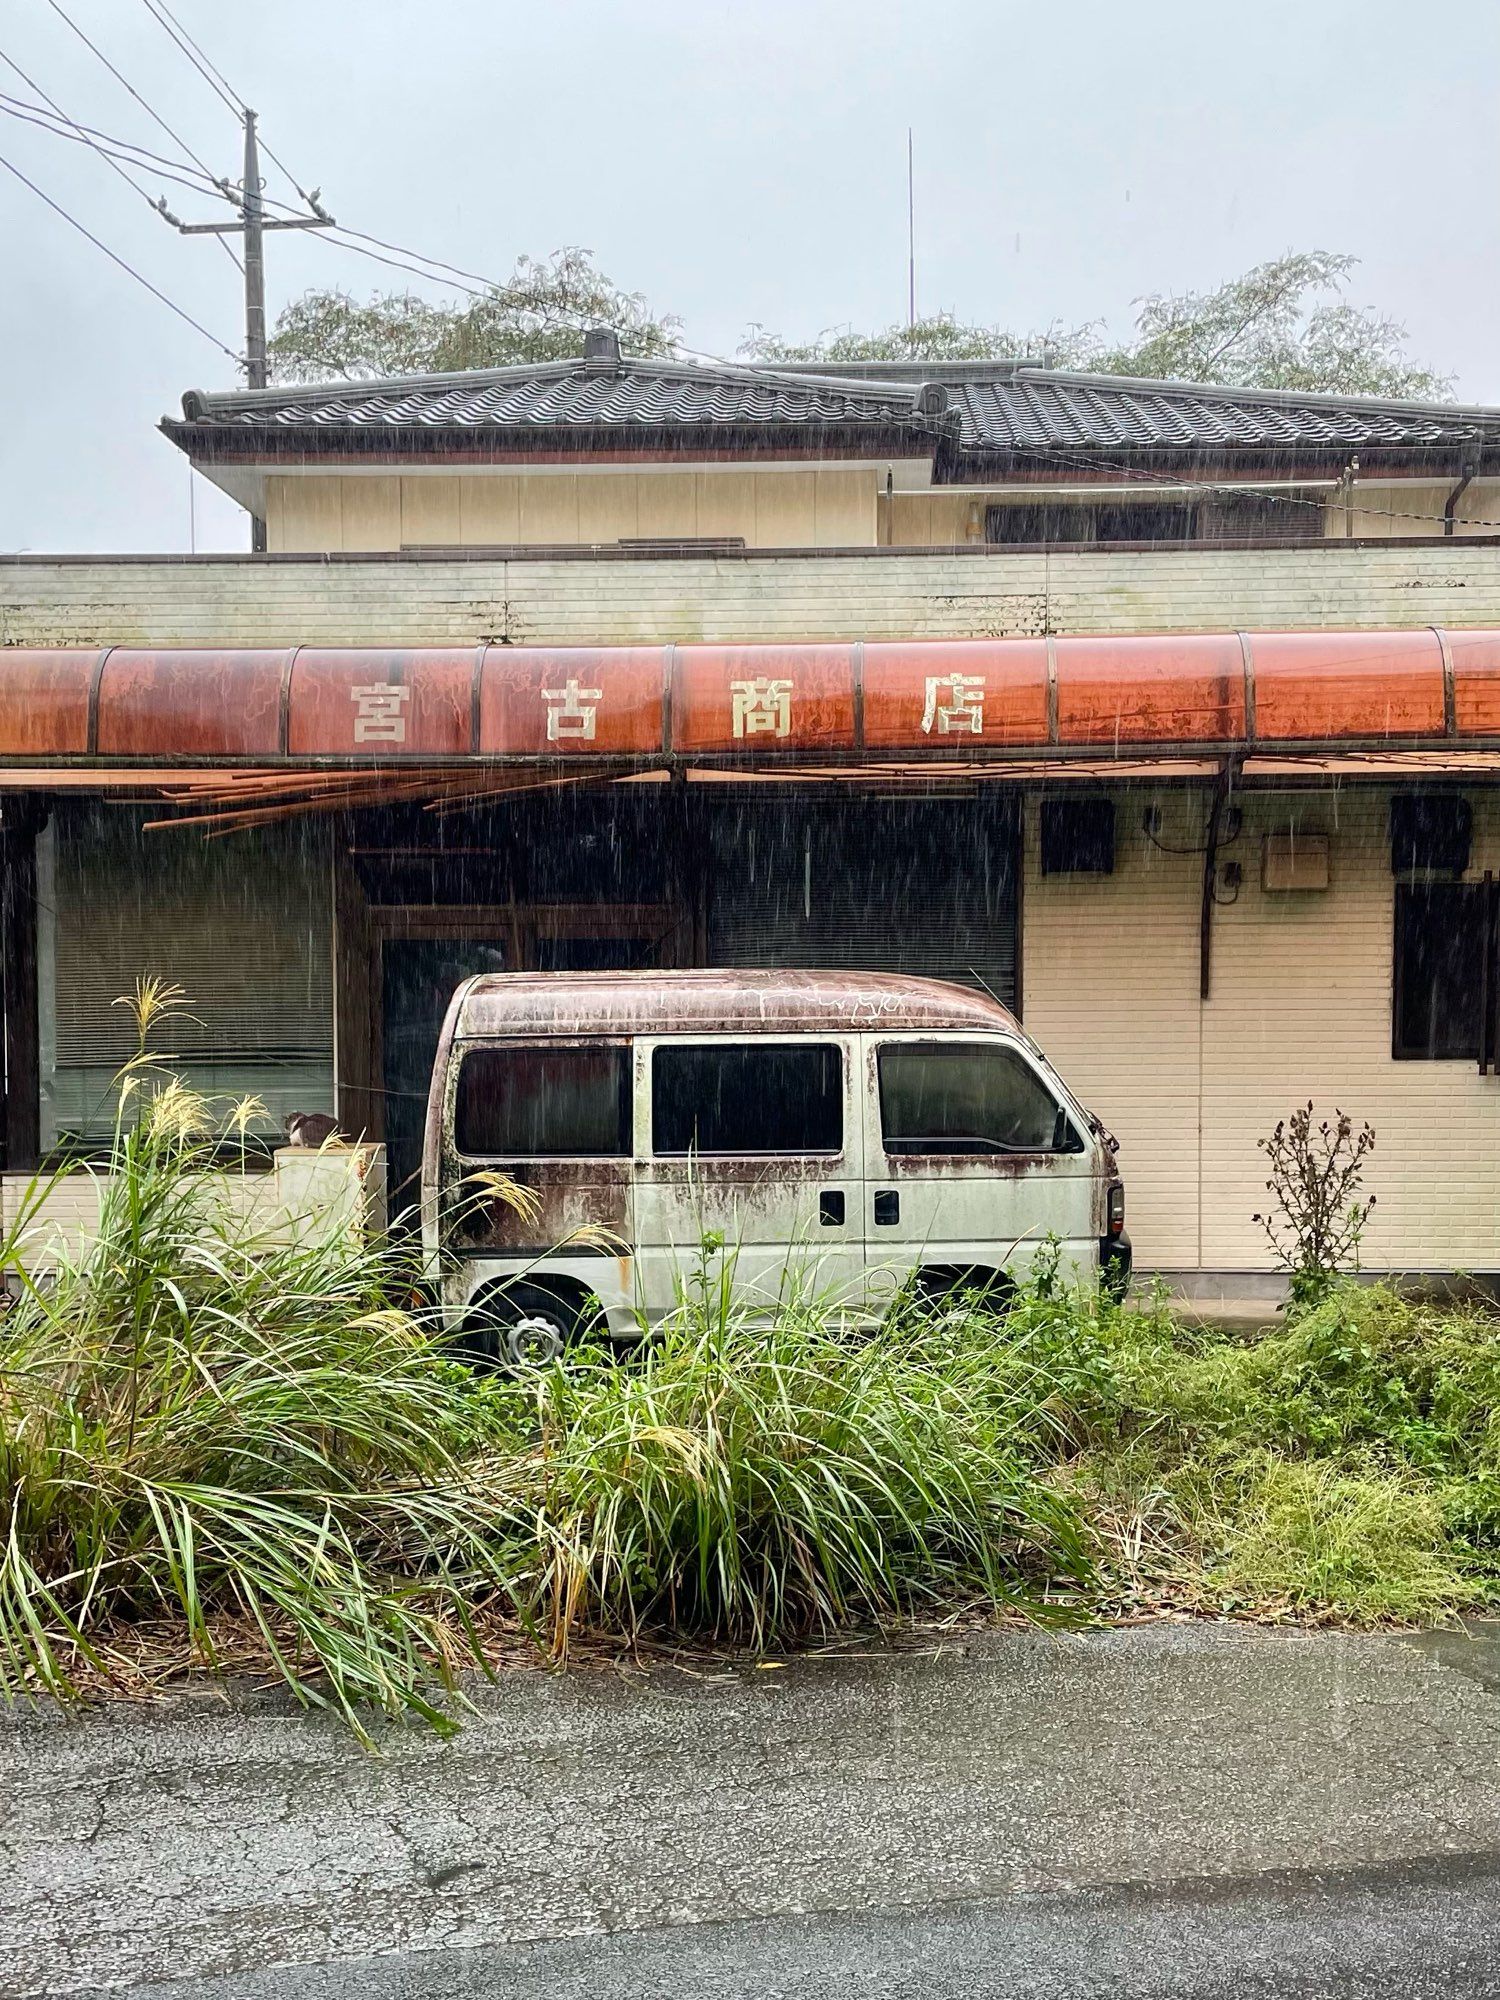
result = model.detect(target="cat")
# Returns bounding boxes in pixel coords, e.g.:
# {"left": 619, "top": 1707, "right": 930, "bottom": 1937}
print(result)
{"left": 284, "top": 1110, "right": 345, "bottom": 1150}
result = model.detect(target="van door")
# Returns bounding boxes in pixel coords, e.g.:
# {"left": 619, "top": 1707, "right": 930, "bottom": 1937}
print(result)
{"left": 633, "top": 1035, "right": 865, "bottom": 1321}
{"left": 861, "top": 1033, "right": 1099, "bottom": 1304}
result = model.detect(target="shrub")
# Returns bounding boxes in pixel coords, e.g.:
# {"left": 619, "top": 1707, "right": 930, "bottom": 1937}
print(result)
{"left": 1253, "top": 1104, "right": 1376, "bottom": 1309}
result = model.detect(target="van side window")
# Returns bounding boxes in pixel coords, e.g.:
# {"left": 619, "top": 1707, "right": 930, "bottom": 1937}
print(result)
{"left": 456, "top": 1045, "right": 631, "bottom": 1156}
{"left": 878, "top": 1042, "right": 1077, "bottom": 1155}
{"left": 653, "top": 1043, "right": 842, "bottom": 1155}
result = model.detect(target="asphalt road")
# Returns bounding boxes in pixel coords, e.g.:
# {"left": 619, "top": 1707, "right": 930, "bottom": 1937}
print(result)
{"left": 8, "top": 1623, "right": 1500, "bottom": 1998}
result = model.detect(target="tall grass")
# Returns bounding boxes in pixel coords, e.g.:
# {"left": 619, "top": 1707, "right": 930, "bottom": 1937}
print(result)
{"left": 0, "top": 990, "right": 1095, "bottom": 1727}
{"left": 480, "top": 1257, "right": 1094, "bottom": 1656}
{"left": 0, "top": 985, "right": 518, "bottom": 1738}
{"left": 10, "top": 988, "right": 1491, "bottom": 1732}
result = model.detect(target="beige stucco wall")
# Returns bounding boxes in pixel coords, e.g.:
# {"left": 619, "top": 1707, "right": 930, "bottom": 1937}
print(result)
{"left": 265, "top": 469, "right": 881, "bottom": 553}
{"left": 1024, "top": 786, "right": 1500, "bottom": 1275}
{"left": 264, "top": 472, "right": 1500, "bottom": 555}
{"left": 1322, "top": 480, "right": 1500, "bottom": 540}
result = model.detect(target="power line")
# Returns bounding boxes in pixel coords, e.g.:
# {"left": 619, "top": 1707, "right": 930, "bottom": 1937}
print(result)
{"left": 42, "top": 0, "right": 224, "bottom": 186}
{"left": 0, "top": 45, "right": 231, "bottom": 253}
{"left": 0, "top": 92, "right": 238, "bottom": 208}
{"left": 0, "top": 86, "right": 225, "bottom": 189}
{"left": 137, "top": 0, "right": 239, "bottom": 115}
{"left": 1013, "top": 434, "right": 1500, "bottom": 537}
{"left": 0, "top": 145, "right": 240, "bottom": 362}
{"left": 133, "top": 0, "right": 317, "bottom": 211}
{"left": 10, "top": 17, "right": 245, "bottom": 275}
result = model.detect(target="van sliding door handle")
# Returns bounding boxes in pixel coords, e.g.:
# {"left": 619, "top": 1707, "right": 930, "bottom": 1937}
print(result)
{"left": 819, "top": 1189, "right": 845, "bottom": 1227}
{"left": 874, "top": 1190, "right": 900, "bottom": 1226}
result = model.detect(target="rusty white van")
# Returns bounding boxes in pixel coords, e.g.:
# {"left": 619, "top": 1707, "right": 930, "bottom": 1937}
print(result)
{"left": 422, "top": 969, "right": 1128, "bottom": 1363}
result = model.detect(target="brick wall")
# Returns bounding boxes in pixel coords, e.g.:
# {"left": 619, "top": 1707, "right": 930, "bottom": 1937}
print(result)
{"left": 1023, "top": 786, "right": 1500, "bottom": 1276}
{"left": 7, "top": 541, "right": 1500, "bottom": 650}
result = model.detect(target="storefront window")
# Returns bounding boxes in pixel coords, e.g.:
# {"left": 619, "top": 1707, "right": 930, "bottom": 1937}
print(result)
{"left": 38, "top": 805, "right": 333, "bottom": 1154}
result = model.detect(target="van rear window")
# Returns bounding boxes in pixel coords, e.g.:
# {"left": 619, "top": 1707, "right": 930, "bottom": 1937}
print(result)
{"left": 455, "top": 1045, "right": 631, "bottom": 1157}
{"left": 652, "top": 1043, "right": 842, "bottom": 1155}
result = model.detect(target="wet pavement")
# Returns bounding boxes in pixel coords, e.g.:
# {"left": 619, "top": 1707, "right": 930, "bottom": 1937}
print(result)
{"left": 8, "top": 1624, "right": 1500, "bottom": 1997}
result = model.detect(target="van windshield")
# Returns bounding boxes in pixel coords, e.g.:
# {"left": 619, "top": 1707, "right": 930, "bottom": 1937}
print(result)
{"left": 455, "top": 1044, "right": 631, "bottom": 1156}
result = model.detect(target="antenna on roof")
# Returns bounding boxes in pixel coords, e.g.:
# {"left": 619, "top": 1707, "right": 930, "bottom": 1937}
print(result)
{"left": 906, "top": 128, "right": 916, "bottom": 329}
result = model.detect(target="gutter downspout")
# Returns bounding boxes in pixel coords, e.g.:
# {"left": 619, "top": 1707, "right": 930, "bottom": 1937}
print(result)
{"left": 1445, "top": 453, "right": 1480, "bottom": 537}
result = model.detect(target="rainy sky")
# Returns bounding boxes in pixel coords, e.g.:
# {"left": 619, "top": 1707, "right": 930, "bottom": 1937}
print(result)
{"left": 1, "top": 0, "right": 1497, "bottom": 555}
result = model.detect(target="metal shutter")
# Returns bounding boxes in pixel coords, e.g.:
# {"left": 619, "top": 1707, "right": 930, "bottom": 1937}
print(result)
{"left": 705, "top": 797, "right": 1018, "bottom": 1007}
{"left": 53, "top": 806, "right": 332, "bottom": 1069}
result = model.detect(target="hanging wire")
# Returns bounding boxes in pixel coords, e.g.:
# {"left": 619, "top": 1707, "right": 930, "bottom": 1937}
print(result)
{"left": 43, "top": 0, "right": 224, "bottom": 184}
{"left": 0, "top": 145, "right": 242, "bottom": 362}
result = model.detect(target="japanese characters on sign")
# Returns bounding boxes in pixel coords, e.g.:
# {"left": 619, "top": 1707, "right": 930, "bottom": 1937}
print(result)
{"left": 477, "top": 647, "right": 666, "bottom": 757}
{"left": 862, "top": 639, "right": 1051, "bottom": 749}
{"left": 349, "top": 684, "right": 412, "bottom": 744}
{"left": 673, "top": 646, "right": 857, "bottom": 753}
{"left": 542, "top": 677, "right": 604, "bottom": 742}
{"left": 920, "top": 671, "right": 986, "bottom": 736}
{"left": 729, "top": 677, "right": 794, "bottom": 739}
{"left": 275, "top": 639, "right": 1075, "bottom": 759}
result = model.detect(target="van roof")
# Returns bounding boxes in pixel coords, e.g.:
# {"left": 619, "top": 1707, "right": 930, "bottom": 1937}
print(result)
{"left": 452, "top": 969, "right": 1019, "bottom": 1039}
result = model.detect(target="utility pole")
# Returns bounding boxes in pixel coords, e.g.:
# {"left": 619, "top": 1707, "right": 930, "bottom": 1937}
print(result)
{"left": 242, "top": 109, "right": 267, "bottom": 391}
{"left": 159, "top": 108, "right": 334, "bottom": 550}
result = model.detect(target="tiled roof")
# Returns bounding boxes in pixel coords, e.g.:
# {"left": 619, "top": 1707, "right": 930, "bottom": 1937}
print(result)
{"left": 167, "top": 351, "right": 1500, "bottom": 460}
{"left": 948, "top": 373, "right": 1486, "bottom": 451}
{"left": 172, "top": 358, "right": 925, "bottom": 434}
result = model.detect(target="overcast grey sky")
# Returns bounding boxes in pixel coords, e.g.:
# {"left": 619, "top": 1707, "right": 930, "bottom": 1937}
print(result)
{"left": 1, "top": 0, "right": 1496, "bottom": 554}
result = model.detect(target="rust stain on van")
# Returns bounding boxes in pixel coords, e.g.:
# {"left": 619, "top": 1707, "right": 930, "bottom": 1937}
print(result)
{"left": 451, "top": 969, "right": 1020, "bottom": 1043}
{"left": 449, "top": 1158, "right": 628, "bottom": 1252}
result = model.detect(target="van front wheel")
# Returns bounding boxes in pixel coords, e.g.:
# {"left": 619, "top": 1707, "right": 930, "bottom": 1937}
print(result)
{"left": 458, "top": 1280, "right": 599, "bottom": 1370}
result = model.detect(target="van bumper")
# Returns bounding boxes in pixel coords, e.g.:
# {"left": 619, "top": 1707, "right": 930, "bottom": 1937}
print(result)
{"left": 1100, "top": 1231, "right": 1133, "bottom": 1304}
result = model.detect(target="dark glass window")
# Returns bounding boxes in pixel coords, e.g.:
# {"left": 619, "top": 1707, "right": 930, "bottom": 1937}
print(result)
{"left": 456, "top": 1045, "right": 631, "bottom": 1155}
{"left": 879, "top": 1042, "right": 1074, "bottom": 1155}
{"left": 652, "top": 1043, "right": 842, "bottom": 1155}
{"left": 1394, "top": 884, "right": 1484, "bottom": 1060}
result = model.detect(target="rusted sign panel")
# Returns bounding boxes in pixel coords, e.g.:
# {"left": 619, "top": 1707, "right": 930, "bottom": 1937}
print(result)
{"left": 0, "top": 650, "right": 94, "bottom": 755}
{"left": 862, "top": 638, "right": 1050, "bottom": 748}
{"left": 0, "top": 628, "right": 1488, "bottom": 765}
{"left": 96, "top": 649, "right": 285, "bottom": 757}
{"left": 478, "top": 647, "right": 665, "bottom": 755}
{"left": 671, "top": 645, "right": 857, "bottom": 753}
{"left": 1251, "top": 629, "right": 1446, "bottom": 739}
{"left": 288, "top": 648, "right": 475, "bottom": 756}
{"left": 1054, "top": 633, "right": 1247, "bottom": 744}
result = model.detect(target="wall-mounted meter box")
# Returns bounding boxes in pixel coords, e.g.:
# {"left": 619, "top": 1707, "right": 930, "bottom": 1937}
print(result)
{"left": 1263, "top": 832, "right": 1330, "bottom": 892}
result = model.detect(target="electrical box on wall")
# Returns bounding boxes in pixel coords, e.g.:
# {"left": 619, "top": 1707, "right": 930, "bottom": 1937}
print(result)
{"left": 1263, "top": 832, "right": 1330, "bottom": 892}
{"left": 1040, "top": 797, "right": 1115, "bottom": 875}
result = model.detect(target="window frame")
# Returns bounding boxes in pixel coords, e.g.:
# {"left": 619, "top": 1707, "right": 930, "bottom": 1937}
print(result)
{"left": 873, "top": 1034, "right": 1083, "bottom": 1159}
{"left": 1391, "top": 881, "right": 1489, "bottom": 1063}
{"left": 647, "top": 1036, "right": 847, "bottom": 1160}
{"left": 452, "top": 1036, "right": 633, "bottom": 1160}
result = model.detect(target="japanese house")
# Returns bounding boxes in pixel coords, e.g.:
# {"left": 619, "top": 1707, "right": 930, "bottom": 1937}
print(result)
{"left": 7, "top": 330, "right": 1500, "bottom": 1294}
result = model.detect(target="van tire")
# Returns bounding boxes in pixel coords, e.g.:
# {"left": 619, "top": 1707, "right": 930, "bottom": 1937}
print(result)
{"left": 458, "top": 1279, "right": 600, "bottom": 1370}
{"left": 910, "top": 1266, "right": 1015, "bottom": 1317}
